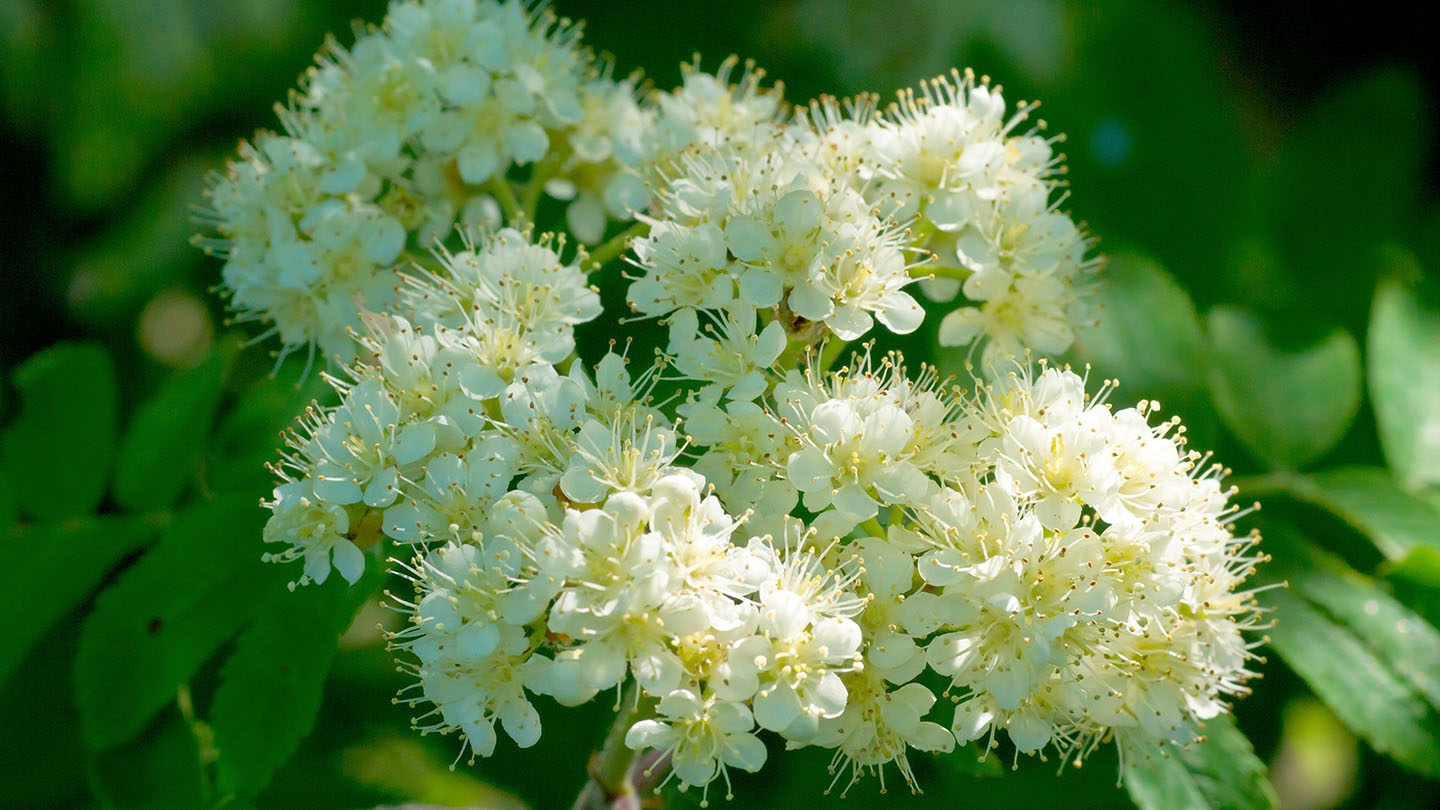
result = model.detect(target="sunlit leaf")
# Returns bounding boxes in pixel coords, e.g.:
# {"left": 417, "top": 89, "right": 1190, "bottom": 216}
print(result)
{"left": 1262, "top": 588, "right": 1440, "bottom": 776}
{"left": 1369, "top": 260, "right": 1440, "bottom": 489}
{"left": 1206, "top": 307, "right": 1360, "bottom": 469}
{"left": 1385, "top": 547, "right": 1440, "bottom": 630}
{"left": 1290, "top": 467, "right": 1440, "bottom": 560}
{"left": 1122, "top": 714, "right": 1276, "bottom": 810}
{"left": 1268, "top": 530, "right": 1440, "bottom": 714}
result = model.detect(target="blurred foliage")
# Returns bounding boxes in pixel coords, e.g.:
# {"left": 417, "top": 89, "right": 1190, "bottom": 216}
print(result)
{"left": 2, "top": 1, "right": 1439, "bottom": 809}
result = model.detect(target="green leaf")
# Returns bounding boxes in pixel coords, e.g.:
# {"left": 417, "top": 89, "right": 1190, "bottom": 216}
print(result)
{"left": 1206, "top": 307, "right": 1360, "bottom": 469}
{"left": 0, "top": 461, "right": 16, "bottom": 532}
{"left": 75, "top": 495, "right": 285, "bottom": 750}
{"left": 1, "top": 343, "right": 118, "bottom": 520}
{"left": 210, "top": 565, "right": 380, "bottom": 798}
{"left": 86, "top": 705, "right": 206, "bottom": 810}
{"left": 1122, "top": 714, "right": 1276, "bottom": 810}
{"left": 0, "top": 610, "right": 92, "bottom": 808}
{"left": 1369, "top": 263, "right": 1440, "bottom": 489}
{"left": 1269, "top": 531, "right": 1440, "bottom": 714}
{"left": 112, "top": 344, "right": 232, "bottom": 511}
{"left": 1384, "top": 547, "right": 1440, "bottom": 631}
{"left": 0, "top": 515, "right": 157, "bottom": 685}
{"left": 1067, "top": 254, "right": 1213, "bottom": 443}
{"left": 204, "top": 369, "right": 331, "bottom": 497}
{"left": 1262, "top": 588, "right": 1440, "bottom": 776}
{"left": 1290, "top": 467, "right": 1440, "bottom": 560}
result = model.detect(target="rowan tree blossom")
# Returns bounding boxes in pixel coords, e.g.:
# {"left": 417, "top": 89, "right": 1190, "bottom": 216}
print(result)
{"left": 209, "top": 0, "right": 1265, "bottom": 802}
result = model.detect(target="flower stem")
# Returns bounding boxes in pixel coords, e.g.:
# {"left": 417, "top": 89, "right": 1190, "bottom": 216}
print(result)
{"left": 586, "top": 220, "right": 649, "bottom": 271}
{"left": 572, "top": 681, "right": 652, "bottom": 810}
{"left": 521, "top": 153, "right": 563, "bottom": 223}
{"left": 909, "top": 263, "right": 972, "bottom": 282}
{"left": 486, "top": 177, "right": 525, "bottom": 227}
{"left": 816, "top": 337, "right": 850, "bottom": 373}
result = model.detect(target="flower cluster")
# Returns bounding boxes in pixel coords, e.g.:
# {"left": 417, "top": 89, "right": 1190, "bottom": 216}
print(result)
{"left": 200, "top": 2, "right": 1096, "bottom": 369}
{"left": 216, "top": 0, "right": 1264, "bottom": 803}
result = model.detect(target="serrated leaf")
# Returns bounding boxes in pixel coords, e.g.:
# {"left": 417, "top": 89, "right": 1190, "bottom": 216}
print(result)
{"left": 112, "top": 344, "right": 232, "bottom": 511}
{"left": 0, "top": 515, "right": 157, "bottom": 685}
{"left": 1067, "top": 255, "right": 1212, "bottom": 442}
{"left": 1384, "top": 547, "right": 1440, "bottom": 637}
{"left": 1122, "top": 714, "right": 1275, "bottom": 810}
{"left": 75, "top": 495, "right": 285, "bottom": 750}
{"left": 1, "top": 343, "right": 117, "bottom": 520}
{"left": 203, "top": 369, "right": 331, "bottom": 497}
{"left": 1206, "top": 307, "right": 1360, "bottom": 469}
{"left": 1262, "top": 588, "right": 1440, "bottom": 776}
{"left": 1369, "top": 264, "right": 1440, "bottom": 489}
{"left": 1268, "top": 530, "right": 1440, "bottom": 714}
{"left": 86, "top": 705, "right": 206, "bottom": 810}
{"left": 210, "top": 565, "right": 380, "bottom": 798}
{"left": 0, "top": 609, "right": 91, "bottom": 807}
{"left": 1289, "top": 467, "right": 1440, "bottom": 560}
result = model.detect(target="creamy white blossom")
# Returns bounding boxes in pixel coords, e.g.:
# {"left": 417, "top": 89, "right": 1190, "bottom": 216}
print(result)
{"left": 216, "top": 6, "right": 1266, "bottom": 801}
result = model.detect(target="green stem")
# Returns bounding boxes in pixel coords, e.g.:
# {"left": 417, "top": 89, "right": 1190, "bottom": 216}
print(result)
{"left": 486, "top": 177, "right": 525, "bottom": 227}
{"left": 908, "top": 216, "right": 938, "bottom": 250}
{"left": 909, "top": 263, "right": 972, "bottom": 282}
{"left": 817, "top": 337, "right": 850, "bottom": 373}
{"left": 774, "top": 334, "right": 815, "bottom": 372}
{"left": 586, "top": 220, "right": 649, "bottom": 271}
{"left": 177, "top": 685, "right": 217, "bottom": 804}
{"left": 572, "top": 681, "right": 651, "bottom": 810}
{"left": 521, "top": 154, "right": 562, "bottom": 223}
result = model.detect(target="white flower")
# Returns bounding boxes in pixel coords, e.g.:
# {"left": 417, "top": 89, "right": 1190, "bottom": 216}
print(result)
{"left": 648, "top": 473, "right": 764, "bottom": 600}
{"left": 667, "top": 307, "right": 787, "bottom": 402}
{"left": 381, "top": 442, "right": 518, "bottom": 543}
{"left": 869, "top": 71, "right": 1015, "bottom": 223}
{"left": 625, "top": 689, "right": 768, "bottom": 798}
{"left": 216, "top": 10, "right": 1267, "bottom": 793}
{"left": 405, "top": 230, "right": 602, "bottom": 389}
{"left": 776, "top": 382, "right": 932, "bottom": 537}
{"left": 812, "top": 672, "right": 954, "bottom": 795}
{"left": 392, "top": 531, "right": 554, "bottom": 759}
{"left": 651, "top": 56, "right": 787, "bottom": 164}
{"left": 539, "top": 491, "right": 705, "bottom": 693}
{"left": 307, "top": 379, "right": 437, "bottom": 508}
{"left": 262, "top": 479, "right": 366, "bottom": 586}
{"left": 848, "top": 536, "right": 928, "bottom": 685}
{"left": 558, "top": 407, "right": 681, "bottom": 505}
{"left": 679, "top": 399, "right": 799, "bottom": 528}
{"left": 627, "top": 220, "right": 734, "bottom": 317}
{"left": 206, "top": 133, "right": 405, "bottom": 365}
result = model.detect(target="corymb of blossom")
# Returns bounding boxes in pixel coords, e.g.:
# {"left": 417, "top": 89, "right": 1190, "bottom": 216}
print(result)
{"left": 203, "top": 0, "right": 1266, "bottom": 802}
